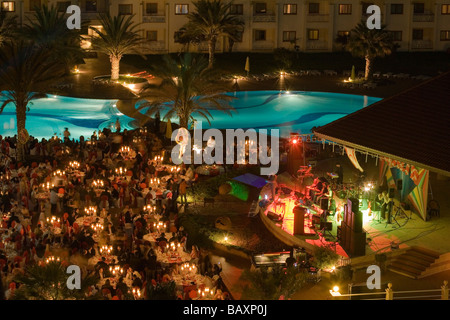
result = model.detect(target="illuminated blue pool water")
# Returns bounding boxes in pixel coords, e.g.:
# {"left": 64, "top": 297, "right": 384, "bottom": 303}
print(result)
{"left": 0, "top": 91, "right": 381, "bottom": 140}
{"left": 143, "top": 91, "right": 382, "bottom": 137}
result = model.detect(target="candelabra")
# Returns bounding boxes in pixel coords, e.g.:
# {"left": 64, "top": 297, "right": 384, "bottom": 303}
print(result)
{"left": 92, "top": 179, "right": 104, "bottom": 189}
{"left": 45, "top": 256, "right": 60, "bottom": 264}
{"left": 99, "top": 245, "right": 113, "bottom": 255}
{"left": 84, "top": 206, "right": 97, "bottom": 216}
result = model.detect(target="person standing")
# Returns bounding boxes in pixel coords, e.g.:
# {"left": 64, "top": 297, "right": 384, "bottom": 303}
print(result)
{"left": 115, "top": 118, "right": 121, "bottom": 133}
{"left": 179, "top": 179, "right": 187, "bottom": 205}
{"left": 63, "top": 128, "right": 71, "bottom": 143}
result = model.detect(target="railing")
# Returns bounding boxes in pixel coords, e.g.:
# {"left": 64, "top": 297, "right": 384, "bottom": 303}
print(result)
{"left": 413, "top": 13, "right": 434, "bottom": 22}
{"left": 330, "top": 281, "right": 449, "bottom": 300}
{"left": 306, "top": 41, "right": 328, "bottom": 50}
{"left": 147, "top": 41, "right": 166, "bottom": 52}
{"left": 412, "top": 40, "right": 433, "bottom": 49}
{"left": 143, "top": 15, "right": 166, "bottom": 23}
{"left": 306, "top": 14, "right": 329, "bottom": 22}
{"left": 196, "top": 41, "right": 222, "bottom": 52}
{"left": 252, "top": 41, "right": 275, "bottom": 50}
{"left": 253, "top": 14, "right": 276, "bottom": 22}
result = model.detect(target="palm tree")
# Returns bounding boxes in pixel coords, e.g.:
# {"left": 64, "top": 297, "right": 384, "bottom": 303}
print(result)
{"left": 346, "top": 21, "right": 395, "bottom": 80}
{"left": 137, "top": 53, "right": 235, "bottom": 129}
{"left": 21, "top": 5, "right": 86, "bottom": 75}
{"left": 241, "top": 265, "right": 307, "bottom": 300}
{"left": 0, "top": 41, "right": 65, "bottom": 162}
{"left": 0, "top": 11, "right": 18, "bottom": 46}
{"left": 12, "top": 261, "right": 99, "bottom": 300}
{"left": 89, "top": 13, "right": 145, "bottom": 81}
{"left": 183, "top": 0, "right": 244, "bottom": 68}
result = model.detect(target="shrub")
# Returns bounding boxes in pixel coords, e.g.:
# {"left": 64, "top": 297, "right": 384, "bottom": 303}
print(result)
{"left": 311, "top": 246, "right": 340, "bottom": 270}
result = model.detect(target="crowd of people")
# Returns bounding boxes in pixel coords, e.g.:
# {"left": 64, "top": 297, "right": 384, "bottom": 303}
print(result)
{"left": 0, "top": 124, "right": 230, "bottom": 300}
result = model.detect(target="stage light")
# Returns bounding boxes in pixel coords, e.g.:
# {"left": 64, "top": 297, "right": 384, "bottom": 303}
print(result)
{"left": 292, "top": 139, "right": 298, "bottom": 144}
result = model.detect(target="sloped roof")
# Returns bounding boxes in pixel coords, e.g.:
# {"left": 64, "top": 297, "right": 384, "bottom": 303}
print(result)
{"left": 313, "top": 71, "right": 450, "bottom": 176}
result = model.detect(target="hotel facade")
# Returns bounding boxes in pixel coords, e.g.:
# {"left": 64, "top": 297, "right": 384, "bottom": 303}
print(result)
{"left": 2, "top": 0, "right": 450, "bottom": 53}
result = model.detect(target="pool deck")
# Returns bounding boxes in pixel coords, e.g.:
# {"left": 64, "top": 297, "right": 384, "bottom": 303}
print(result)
{"left": 59, "top": 54, "right": 426, "bottom": 102}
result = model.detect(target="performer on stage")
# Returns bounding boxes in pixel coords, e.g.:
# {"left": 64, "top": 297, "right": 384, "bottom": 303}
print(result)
{"left": 378, "top": 189, "right": 393, "bottom": 223}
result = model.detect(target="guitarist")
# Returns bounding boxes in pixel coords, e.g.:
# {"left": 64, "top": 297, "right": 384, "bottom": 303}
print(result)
{"left": 378, "top": 189, "right": 393, "bottom": 223}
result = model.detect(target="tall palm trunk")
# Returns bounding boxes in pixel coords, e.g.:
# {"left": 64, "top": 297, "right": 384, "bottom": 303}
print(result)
{"left": 208, "top": 38, "right": 216, "bottom": 69}
{"left": 16, "top": 101, "right": 27, "bottom": 162}
{"left": 365, "top": 55, "right": 373, "bottom": 80}
{"left": 179, "top": 116, "right": 189, "bottom": 129}
{"left": 110, "top": 54, "right": 121, "bottom": 81}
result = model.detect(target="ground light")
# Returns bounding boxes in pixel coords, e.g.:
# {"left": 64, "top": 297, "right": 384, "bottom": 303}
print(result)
{"left": 330, "top": 286, "right": 341, "bottom": 297}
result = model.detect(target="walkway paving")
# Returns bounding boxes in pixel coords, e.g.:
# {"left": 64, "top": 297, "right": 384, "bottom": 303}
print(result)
{"left": 58, "top": 54, "right": 427, "bottom": 101}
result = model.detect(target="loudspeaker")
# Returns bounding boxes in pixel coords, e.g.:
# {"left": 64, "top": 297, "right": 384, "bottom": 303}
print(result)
{"left": 397, "top": 179, "right": 403, "bottom": 191}
{"left": 293, "top": 206, "right": 306, "bottom": 235}
{"left": 350, "top": 232, "right": 366, "bottom": 257}
{"left": 389, "top": 188, "right": 395, "bottom": 198}
{"left": 320, "top": 221, "right": 333, "bottom": 231}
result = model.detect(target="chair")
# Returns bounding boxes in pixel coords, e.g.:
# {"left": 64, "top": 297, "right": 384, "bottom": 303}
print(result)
{"left": 427, "top": 200, "right": 440, "bottom": 219}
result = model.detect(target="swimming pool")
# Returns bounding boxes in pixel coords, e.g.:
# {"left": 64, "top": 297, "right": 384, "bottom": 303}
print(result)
{"left": 0, "top": 94, "right": 134, "bottom": 140}
{"left": 140, "top": 91, "right": 382, "bottom": 137}
{"left": 0, "top": 91, "right": 381, "bottom": 140}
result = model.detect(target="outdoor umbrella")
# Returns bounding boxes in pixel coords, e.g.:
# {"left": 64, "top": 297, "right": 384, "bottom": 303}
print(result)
{"left": 245, "top": 56, "right": 250, "bottom": 76}
{"left": 351, "top": 65, "right": 356, "bottom": 81}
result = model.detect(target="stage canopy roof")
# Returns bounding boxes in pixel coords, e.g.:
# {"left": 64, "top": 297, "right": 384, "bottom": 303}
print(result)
{"left": 232, "top": 173, "right": 269, "bottom": 189}
{"left": 313, "top": 71, "right": 450, "bottom": 177}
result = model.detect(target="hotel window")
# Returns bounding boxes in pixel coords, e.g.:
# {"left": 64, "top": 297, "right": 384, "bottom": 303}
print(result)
{"left": 88, "top": 25, "right": 103, "bottom": 37}
{"left": 283, "top": 4, "right": 297, "bottom": 15}
{"left": 412, "top": 29, "right": 423, "bottom": 40}
{"left": 413, "top": 3, "right": 425, "bottom": 14}
{"left": 440, "top": 30, "right": 450, "bottom": 41}
{"left": 119, "top": 4, "right": 132, "bottom": 15}
{"left": 146, "top": 3, "right": 157, "bottom": 15}
{"left": 361, "top": 2, "right": 373, "bottom": 15}
{"left": 230, "top": 4, "right": 243, "bottom": 15}
{"left": 390, "top": 4, "right": 403, "bottom": 14}
{"left": 283, "top": 31, "right": 296, "bottom": 42}
{"left": 86, "top": 1, "right": 97, "bottom": 12}
{"left": 390, "top": 31, "right": 402, "bottom": 41}
{"left": 29, "top": 0, "right": 41, "bottom": 11}
{"left": 175, "top": 4, "right": 188, "bottom": 14}
{"left": 254, "top": 29, "right": 266, "bottom": 41}
{"left": 146, "top": 31, "right": 157, "bottom": 41}
{"left": 174, "top": 31, "right": 184, "bottom": 42}
{"left": 1, "top": 1, "right": 14, "bottom": 11}
{"left": 337, "top": 30, "right": 349, "bottom": 38}
{"left": 338, "top": 4, "right": 352, "bottom": 15}
{"left": 337, "top": 31, "right": 350, "bottom": 44}
{"left": 308, "top": 3, "right": 319, "bottom": 14}
{"left": 254, "top": 3, "right": 266, "bottom": 14}
{"left": 56, "top": 1, "right": 70, "bottom": 12}
{"left": 308, "top": 29, "right": 319, "bottom": 40}
{"left": 442, "top": 4, "right": 450, "bottom": 14}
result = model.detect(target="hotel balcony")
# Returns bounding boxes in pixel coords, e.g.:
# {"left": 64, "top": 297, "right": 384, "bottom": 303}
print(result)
{"left": 413, "top": 13, "right": 434, "bottom": 22}
{"left": 252, "top": 41, "right": 275, "bottom": 51}
{"left": 306, "top": 40, "right": 328, "bottom": 50}
{"left": 306, "top": 14, "right": 330, "bottom": 23}
{"left": 253, "top": 14, "right": 276, "bottom": 23}
{"left": 196, "top": 41, "right": 222, "bottom": 52}
{"left": 411, "top": 40, "right": 433, "bottom": 49}
{"left": 143, "top": 15, "right": 166, "bottom": 23}
{"left": 147, "top": 41, "right": 166, "bottom": 52}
